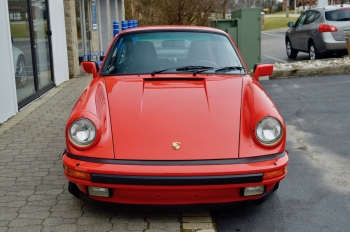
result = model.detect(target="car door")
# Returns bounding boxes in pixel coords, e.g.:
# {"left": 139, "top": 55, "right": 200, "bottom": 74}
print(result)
{"left": 298, "top": 10, "right": 317, "bottom": 51}
{"left": 290, "top": 12, "right": 308, "bottom": 50}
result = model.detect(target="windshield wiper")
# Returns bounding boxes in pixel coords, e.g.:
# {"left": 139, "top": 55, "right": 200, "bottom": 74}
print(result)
{"left": 214, "top": 66, "right": 245, "bottom": 73}
{"left": 175, "top": 65, "right": 213, "bottom": 71}
{"left": 151, "top": 65, "right": 213, "bottom": 76}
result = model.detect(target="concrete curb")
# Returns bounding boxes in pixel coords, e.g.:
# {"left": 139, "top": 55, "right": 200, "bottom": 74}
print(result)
{"left": 270, "top": 58, "right": 350, "bottom": 79}
{"left": 271, "top": 64, "right": 350, "bottom": 79}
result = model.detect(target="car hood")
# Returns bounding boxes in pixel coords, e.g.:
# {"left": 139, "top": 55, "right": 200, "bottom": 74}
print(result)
{"left": 105, "top": 75, "right": 243, "bottom": 160}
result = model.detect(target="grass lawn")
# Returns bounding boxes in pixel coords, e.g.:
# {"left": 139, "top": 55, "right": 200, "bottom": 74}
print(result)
{"left": 263, "top": 17, "right": 298, "bottom": 31}
{"left": 10, "top": 24, "right": 28, "bottom": 38}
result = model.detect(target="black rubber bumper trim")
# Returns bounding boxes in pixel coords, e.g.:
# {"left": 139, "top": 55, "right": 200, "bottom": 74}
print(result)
{"left": 90, "top": 173, "right": 263, "bottom": 185}
{"left": 64, "top": 151, "right": 286, "bottom": 166}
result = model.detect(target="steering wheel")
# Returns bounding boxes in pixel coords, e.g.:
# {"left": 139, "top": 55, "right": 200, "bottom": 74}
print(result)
{"left": 192, "top": 60, "right": 218, "bottom": 67}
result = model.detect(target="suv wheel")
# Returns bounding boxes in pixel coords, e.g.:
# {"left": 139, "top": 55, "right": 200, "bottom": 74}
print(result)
{"left": 309, "top": 41, "right": 321, "bottom": 60}
{"left": 286, "top": 39, "right": 298, "bottom": 59}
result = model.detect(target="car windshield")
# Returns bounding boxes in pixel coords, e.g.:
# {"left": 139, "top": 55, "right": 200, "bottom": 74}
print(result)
{"left": 325, "top": 8, "right": 350, "bottom": 21}
{"left": 101, "top": 31, "right": 244, "bottom": 75}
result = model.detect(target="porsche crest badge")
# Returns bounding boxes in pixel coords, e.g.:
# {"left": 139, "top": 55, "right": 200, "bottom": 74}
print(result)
{"left": 172, "top": 142, "right": 181, "bottom": 150}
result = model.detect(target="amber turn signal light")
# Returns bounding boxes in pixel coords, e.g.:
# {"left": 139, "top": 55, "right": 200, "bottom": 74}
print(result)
{"left": 263, "top": 167, "right": 286, "bottom": 180}
{"left": 64, "top": 166, "right": 91, "bottom": 181}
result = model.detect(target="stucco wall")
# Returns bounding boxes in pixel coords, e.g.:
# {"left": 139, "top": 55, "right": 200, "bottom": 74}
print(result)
{"left": 0, "top": 1, "right": 18, "bottom": 123}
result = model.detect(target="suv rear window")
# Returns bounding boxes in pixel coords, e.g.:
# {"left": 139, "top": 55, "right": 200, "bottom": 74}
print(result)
{"left": 325, "top": 8, "right": 350, "bottom": 21}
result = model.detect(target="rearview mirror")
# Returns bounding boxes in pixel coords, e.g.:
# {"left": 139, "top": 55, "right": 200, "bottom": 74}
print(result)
{"left": 81, "top": 61, "right": 99, "bottom": 78}
{"left": 253, "top": 64, "right": 273, "bottom": 81}
{"left": 287, "top": 22, "right": 294, "bottom": 27}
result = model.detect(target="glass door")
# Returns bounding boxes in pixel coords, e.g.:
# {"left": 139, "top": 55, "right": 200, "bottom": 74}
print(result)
{"left": 8, "top": 0, "right": 37, "bottom": 105}
{"left": 8, "top": 0, "right": 54, "bottom": 109}
{"left": 31, "top": 0, "right": 54, "bottom": 93}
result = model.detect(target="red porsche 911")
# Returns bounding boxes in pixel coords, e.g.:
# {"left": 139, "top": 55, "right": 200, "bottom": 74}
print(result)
{"left": 62, "top": 26, "right": 288, "bottom": 206}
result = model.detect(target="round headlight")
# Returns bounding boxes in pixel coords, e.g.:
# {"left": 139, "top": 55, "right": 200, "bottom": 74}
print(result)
{"left": 69, "top": 118, "right": 96, "bottom": 146}
{"left": 256, "top": 117, "right": 282, "bottom": 144}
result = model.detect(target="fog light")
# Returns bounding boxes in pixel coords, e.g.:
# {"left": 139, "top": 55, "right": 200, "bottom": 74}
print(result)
{"left": 242, "top": 186, "right": 265, "bottom": 196}
{"left": 87, "top": 186, "right": 111, "bottom": 197}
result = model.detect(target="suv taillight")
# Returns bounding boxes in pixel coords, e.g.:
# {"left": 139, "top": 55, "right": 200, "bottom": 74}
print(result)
{"left": 318, "top": 24, "right": 338, "bottom": 33}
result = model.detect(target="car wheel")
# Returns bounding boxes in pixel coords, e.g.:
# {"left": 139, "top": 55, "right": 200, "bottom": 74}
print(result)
{"left": 309, "top": 41, "right": 321, "bottom": 61}
{"left": 15, "top": 55, "right": 28, "bottom": 88}
{"left": 68, "top": 181, "right": 81, "bottom": 199}
{"left": 286, "top": 39, "right": 298, "bottom": 59}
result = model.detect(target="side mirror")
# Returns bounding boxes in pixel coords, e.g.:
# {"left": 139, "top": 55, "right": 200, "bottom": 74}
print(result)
{"left": 287, "top": 22, "right": 294, "bottom": 27}
{"left": 81, "top": 61, "right": 99, "bottom": 78}
{"left": 253, "top": 64, "right": 273, "bottom": 81}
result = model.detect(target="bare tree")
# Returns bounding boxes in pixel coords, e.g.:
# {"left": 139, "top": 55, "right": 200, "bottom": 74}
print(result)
{"left": 262, "top": 0, "right": 278, "bottom": 13}
{"left": 125, "top": 0, "right": 223, "bottom": 26}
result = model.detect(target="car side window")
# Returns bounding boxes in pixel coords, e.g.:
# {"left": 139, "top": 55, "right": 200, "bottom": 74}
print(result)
{"left": 304, "top": 11, "right": 316, "bottom": 25}
{"left": 295, "top": 12, "right": 307, "bottom": 27}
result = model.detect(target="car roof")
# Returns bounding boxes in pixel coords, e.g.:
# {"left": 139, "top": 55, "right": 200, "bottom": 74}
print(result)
{"left": 308, "top": 4, "right": 350, "bottom": 12}
{"left": 117, "top": 25, "right": 228, "bottom": 36}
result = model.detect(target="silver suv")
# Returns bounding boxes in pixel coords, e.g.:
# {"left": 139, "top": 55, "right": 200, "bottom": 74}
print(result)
{"left": 285, "top": 4, "right": 350, "bottom": 60}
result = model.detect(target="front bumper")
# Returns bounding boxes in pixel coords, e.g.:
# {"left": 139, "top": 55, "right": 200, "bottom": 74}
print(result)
{"left": 62, "top": 151, "right": 288, "bottom": 205}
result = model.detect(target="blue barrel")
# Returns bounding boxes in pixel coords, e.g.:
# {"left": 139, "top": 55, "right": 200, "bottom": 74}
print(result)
{"left": 128, "top": 20, "right": 133, "bottom": 28}
{"left": 134, "top": 20, "right": 138, "bottom": 28}
{"left": 113, "top": 21, "right": 119, "bottom": 37}
{"left": 121, "top": 20, "right": 128, "bottom": 31}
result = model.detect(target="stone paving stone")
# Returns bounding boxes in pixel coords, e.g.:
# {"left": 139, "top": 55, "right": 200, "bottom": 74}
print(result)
{"left": 148, "top": 221, "right": 181, "bottom": 231}
{"left": 145, "top": 229, "right": 181, "bottom": 232}
{"left": 42, "top": 224, "right": 77, "bottom": 232}
{"left": 76, "top": 224, "right": 113, "bottom": 232}
{"left": 182, "top": 216, "right": 212, "bottom": 223}
{"left": 8, "top": 225, "right": 43, "bottom": 232}
{"left": 8, "top": 218, "right": 43, "bottom": 227}
{"left": 182, "top": 211, "right": 211, "bottom": 217}
{"left": 182, "top": 222, "right": 214, "bottom": 230}
{"left": 0, "top": 212, "right": 17, "bottom": 220}
{"left": 126, "top": 221, "right": 148, "bottom": 230}
{"left": 43, "top": 217, "right": 77, "bottom": 226}
{"left": 17, "top": 212, "right": 51, "bottom": 220}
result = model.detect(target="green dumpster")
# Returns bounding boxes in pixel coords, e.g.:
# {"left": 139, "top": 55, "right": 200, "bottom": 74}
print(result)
{"left": 210, "top": 8, "right": 261, "bottom": 71}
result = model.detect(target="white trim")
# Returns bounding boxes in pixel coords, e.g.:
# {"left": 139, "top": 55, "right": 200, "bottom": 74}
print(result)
{"left": 0, "top": 1, "right": 18, "bottom": 123}
{"left": 48, "top": 0, "right": 69, "bottom": 86}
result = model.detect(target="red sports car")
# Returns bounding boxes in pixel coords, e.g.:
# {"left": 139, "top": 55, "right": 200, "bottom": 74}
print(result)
{"left": 63, "top": 26, "right": 288, "bottom": 206}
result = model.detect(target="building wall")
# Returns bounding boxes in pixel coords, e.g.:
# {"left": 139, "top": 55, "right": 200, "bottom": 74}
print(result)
{"left": 64, "top": 0, "right": 80, "bottom": 78}
{"left": 49, "top": 1, "right": 70, "bottom": 85}
{"left": 0, "top": 0, "right": 18, "bottom": 123}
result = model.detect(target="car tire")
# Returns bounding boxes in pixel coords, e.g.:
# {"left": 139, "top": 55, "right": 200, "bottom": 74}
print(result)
{"left": 286, "top": 39, "right": 298, "bottom": 59}
{"left": 68, "top": 181, "right": 81, "bottom": 199}
{"left": 309, "top": 41, "right": 321, "bottom": 61}
{"left": 15, "top": 55, "right": 28, "bottom": 88}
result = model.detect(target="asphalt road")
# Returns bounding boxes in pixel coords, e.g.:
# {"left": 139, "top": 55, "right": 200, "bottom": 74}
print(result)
{"left": 261, "top": 29, "right": 310, "bottom": 64}
{"left": 213, "top": 74, "right": 350, "bottom": 231}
